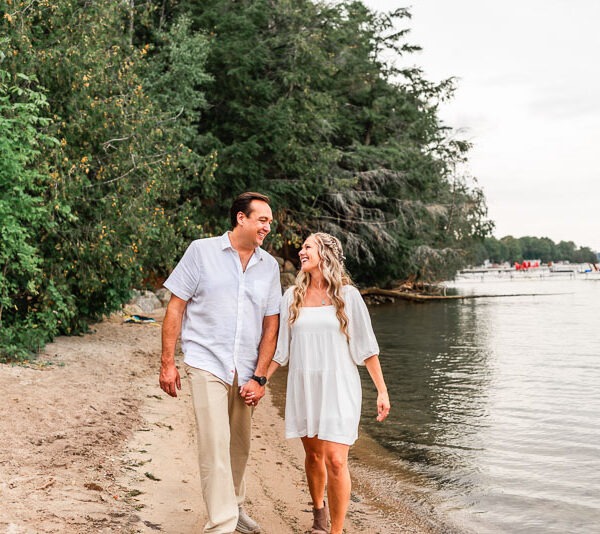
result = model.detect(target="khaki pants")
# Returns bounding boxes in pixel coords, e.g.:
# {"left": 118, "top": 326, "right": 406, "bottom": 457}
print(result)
{"left": 185, "top": 365, "right": 253, "bottom": 534}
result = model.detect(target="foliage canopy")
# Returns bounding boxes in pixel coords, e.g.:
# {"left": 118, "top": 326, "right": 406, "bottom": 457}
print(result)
{"left": 1, "top": 0, "right": 499, "bottom": 359}
{"left": 168, "top": 0, "right": 492, "bottom": 284}
{"left": 1, "top": 0, "right": 211, "bottom": 359}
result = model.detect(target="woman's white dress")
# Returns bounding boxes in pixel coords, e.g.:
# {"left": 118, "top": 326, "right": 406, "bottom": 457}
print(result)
{"left": 273, "top": 285, "right": 379, "bottom": 445}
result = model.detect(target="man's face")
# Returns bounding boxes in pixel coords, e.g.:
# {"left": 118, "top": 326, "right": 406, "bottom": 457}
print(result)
{"left": 238, "top": 200, "right": 273, "bottom": 248}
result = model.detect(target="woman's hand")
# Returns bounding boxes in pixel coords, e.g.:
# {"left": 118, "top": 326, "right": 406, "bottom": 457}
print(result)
{"left": 364, "top": 355, "right": 390, "bottom": 422}
{"left": 240, "top": 380, "right": 265, "bottom": 406}
{"left": 376, "top": 390, "right": 390, "bottom": 422}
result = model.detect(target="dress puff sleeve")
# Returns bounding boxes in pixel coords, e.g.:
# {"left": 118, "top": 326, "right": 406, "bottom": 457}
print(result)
{"left": 273, "top": 287, "right": 294, "bottom": 366}
{"left": 345, "top": 285, "right": 379, "bottom": 366}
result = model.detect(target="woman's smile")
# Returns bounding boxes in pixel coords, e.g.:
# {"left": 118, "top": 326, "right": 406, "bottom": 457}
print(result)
{"left": 299, "top": 236, "right": 320, "bottom": 272}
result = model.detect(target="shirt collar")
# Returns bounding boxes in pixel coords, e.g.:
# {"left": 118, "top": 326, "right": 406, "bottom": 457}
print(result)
{"left": 220, "top": 231, "right": 264, "bottom": 260}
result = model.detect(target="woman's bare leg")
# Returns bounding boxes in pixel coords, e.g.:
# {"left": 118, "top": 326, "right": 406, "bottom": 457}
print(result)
{"left": 323, "top": 441, "right": 350, "bottom": 534}
{"left": 301, "top": 436, "right": 327, "bottom": 509}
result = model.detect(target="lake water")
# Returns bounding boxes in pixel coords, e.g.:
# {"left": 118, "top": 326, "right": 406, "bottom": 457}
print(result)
{"left": 359, "top": 278, "right": 600, "bottom": 533}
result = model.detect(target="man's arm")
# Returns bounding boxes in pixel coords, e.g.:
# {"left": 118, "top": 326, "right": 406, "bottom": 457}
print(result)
{"left": 240, "top": 313, "right": 279, "bottom": 405}
{"left": 254, "top": 313, "right": 280, "bottom": 376}
{"left": 159, "top": 294, "right": 188, "bottom": 397}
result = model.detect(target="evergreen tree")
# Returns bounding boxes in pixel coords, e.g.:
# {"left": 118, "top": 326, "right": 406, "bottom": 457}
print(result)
{"left": 168, "top": 0, "right": 492, "bottom": 283}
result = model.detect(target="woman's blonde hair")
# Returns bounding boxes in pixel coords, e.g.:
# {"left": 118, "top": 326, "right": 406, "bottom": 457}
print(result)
{"left": 289, "top": 232, "right": 352, "bottom": 339}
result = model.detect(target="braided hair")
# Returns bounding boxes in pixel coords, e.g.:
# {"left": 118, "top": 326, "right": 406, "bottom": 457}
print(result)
{"left": 289, "top": 233, "right": 352, "bottom": 339}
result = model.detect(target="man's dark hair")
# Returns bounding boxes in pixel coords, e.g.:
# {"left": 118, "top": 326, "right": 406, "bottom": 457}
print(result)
{"left": 230, "top": 192, "right": 270, "bottom": 228}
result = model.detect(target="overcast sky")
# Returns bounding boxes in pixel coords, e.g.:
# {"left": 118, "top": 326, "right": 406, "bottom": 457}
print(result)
{"left": 361, "top": 0, "right": 600, "bottom": 251}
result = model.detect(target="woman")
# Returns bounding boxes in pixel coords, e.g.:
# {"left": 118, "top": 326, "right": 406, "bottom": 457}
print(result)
{"left": 267, "top": 232, "right": 390, "bottom": 534}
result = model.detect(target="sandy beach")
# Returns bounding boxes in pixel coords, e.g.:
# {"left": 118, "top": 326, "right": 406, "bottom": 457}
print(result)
{"left": 0, "top": 311, "right": 451, "bottom": 534}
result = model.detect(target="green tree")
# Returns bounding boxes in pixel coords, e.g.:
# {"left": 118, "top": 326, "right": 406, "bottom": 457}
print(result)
{"left": 500, "top": 236, "right": 523, "bottom": 263}
{"left": 0, "top": 69, "right": 68, "bottom": 359}
{"left": 1, "top": 0, "right": 211, "bottom": 348}
{"left": 481, "top": 236, "right": 595, "bottom": 264}
{"left": 572, "top": 246, "right": 596, "bottom": 264}
{"left": 518, "top": 236, "right": 554, "bottom": 263}
{"left": 165, "top": 0, "right": 492, "bottom": 284}
{"left": 556, "top": 240, "right": 576, "bottom": 261}
{"left": 482, "top": 237, "right": 508, "bottom": 263}
{"left": 140, "top": 14, "right": 216, "bottom": 252}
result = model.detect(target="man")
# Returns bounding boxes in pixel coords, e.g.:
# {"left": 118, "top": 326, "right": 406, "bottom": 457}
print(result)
{"left": 159, "top": 192, "right": 281, "bottom": 534}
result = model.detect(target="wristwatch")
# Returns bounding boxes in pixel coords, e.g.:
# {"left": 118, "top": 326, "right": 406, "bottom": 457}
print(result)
{"left": 251, "top": 374, "right": 267, "bottom": 386}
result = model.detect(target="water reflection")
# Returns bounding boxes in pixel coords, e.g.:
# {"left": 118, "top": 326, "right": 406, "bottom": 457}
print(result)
{"left": 362, "top": 300, "right": 493, "bottom": 481}
{"left": 360, "top": 280, "right": 600, "bottom": 533}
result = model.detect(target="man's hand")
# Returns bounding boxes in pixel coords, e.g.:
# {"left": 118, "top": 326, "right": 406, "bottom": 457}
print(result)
{"left": 239, "top": 313, "right": 278, "bottom": 407}
{"left": 239, "top": 379, "right": 265, "bottom": 407}
{"left": 159, "top": 362, "right": 181, "bottom": 398}
{"left": 159, "top": 294, "right": 186, "bottom": 398}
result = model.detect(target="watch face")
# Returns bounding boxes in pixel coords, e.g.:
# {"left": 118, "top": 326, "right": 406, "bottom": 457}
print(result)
{"left": 253, "top": 375, "right": 267, "bottom": 386}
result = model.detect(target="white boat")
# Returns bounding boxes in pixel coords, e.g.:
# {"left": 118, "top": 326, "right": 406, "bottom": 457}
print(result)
{"left": 455, "top": 262, "right": 600, "bottom": 281}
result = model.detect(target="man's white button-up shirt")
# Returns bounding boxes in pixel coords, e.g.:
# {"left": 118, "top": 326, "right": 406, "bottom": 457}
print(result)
{"left": 164, "top": 232, "right": 282, "bottom": 385}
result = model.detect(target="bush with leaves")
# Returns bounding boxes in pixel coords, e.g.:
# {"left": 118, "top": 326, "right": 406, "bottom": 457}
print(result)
{"left": 0, "top": 69, "right": 70, "bottom": 360}
{"left": 0, "top": 1, "right": 211, "bottom": 357}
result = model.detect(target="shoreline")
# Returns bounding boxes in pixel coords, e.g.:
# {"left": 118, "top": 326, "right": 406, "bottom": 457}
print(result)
{"left": 0, "top": 312, "right": 458, "bottom": 533}
{"left": 120, "top": 349, "right": 451, "bottom": 533}
{"left": 267, "top": 366, "right": 461, "bottom": 534}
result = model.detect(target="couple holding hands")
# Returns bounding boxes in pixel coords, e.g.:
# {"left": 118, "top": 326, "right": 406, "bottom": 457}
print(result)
{"left": 159, "top": 192, "right": 390, "bottom": 534}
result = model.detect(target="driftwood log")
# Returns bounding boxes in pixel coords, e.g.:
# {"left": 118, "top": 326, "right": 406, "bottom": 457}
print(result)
{"left": 359, "top": 287, "right": 559, "bottom": 302}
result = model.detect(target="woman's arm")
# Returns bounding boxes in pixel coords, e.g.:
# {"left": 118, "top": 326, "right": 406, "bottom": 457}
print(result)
{"left": 364, "top": 355, "right": 390, "bottom": 422}
{"left": 267, "top": 360, "right": 281, "bottom": 381}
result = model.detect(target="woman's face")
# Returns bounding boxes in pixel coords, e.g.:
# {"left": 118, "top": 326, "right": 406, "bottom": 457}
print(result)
{"left": 298, "top": 235, "right": 321, "bottom": 274}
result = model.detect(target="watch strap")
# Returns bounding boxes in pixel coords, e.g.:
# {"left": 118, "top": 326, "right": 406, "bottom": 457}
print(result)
{"left": 251, "top": 374, "right": 267, "bottom": 386}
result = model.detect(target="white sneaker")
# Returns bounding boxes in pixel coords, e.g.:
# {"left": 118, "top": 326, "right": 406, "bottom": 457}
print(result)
{"left": 235, "top": 506, "right": 261, "bottom": 534}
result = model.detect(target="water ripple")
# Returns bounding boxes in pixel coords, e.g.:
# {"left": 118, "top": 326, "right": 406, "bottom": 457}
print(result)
{"left": 360, "top": 279, "right": 600, "bottom": 534}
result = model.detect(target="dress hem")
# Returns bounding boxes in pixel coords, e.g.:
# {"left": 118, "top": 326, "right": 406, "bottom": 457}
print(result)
{"left": 285, "top": 431, "right": 357, "bottom": 446}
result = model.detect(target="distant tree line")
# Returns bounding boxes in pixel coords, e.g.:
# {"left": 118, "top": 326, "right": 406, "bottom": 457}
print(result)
{"left": 1, "top": 0, "right": 492, "bottom": 359}
{"left": 471, "top": 236, "right": 597, "bottom": 265}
